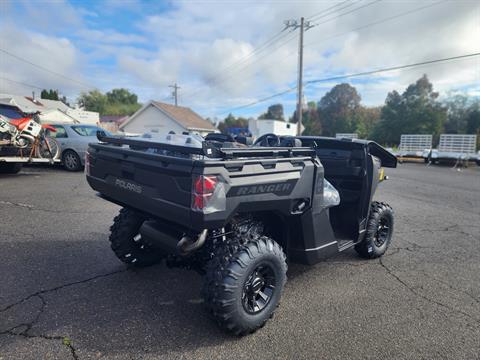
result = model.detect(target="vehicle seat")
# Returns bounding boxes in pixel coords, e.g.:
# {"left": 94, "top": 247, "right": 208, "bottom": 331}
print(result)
{"left": 279, "top": 137, "right": 302, "bottom": 147}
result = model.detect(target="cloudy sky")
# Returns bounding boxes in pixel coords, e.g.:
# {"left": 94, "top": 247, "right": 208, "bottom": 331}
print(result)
{"left": 0, "top": 0, "right": 479, "bottom": 120}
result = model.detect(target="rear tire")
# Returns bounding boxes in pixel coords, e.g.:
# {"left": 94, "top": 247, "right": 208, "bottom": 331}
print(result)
{"left": 109, "top": 208, "right": 164, "bottom": 267}
{"left": 0, "top": 162, "right": 22, "bottom": 174}
{"left": 203, "top": 232, "right": 287, "bottom": 336}
{"left": 38, "top": 136, "right": 60, "bottom": 159}
{"left": 62, "top": 150, "right": 82, "bottom": 171}
{"left": 355, "top": 201, "right": 394, "bottom": 259}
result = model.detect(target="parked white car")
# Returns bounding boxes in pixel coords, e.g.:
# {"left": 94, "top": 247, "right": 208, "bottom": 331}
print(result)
{"left": 46, "top": 123, "right": 109, "bottom": 171}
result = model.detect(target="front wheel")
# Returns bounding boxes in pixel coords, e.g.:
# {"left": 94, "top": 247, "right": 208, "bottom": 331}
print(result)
{"left": 203, "top": 234, "right": 287, "bottom": 336}
{"left": 355, "top": 201, "right": 394, "bottom": 259}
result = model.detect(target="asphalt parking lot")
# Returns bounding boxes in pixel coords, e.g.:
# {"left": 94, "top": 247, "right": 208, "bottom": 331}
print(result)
{"left": 0, "top": 163, "right": 479, "bottom": 359}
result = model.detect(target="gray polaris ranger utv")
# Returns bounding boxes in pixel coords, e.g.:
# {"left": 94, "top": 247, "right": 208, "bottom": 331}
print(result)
{"left": 86, "top": 132, "right": 397, "bottom": 335}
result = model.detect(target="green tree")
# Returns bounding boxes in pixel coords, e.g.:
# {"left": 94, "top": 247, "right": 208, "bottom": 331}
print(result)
{"left": 60, "top": 95, "right": 70, "bottom": 107}
{"left": 355, "top": 106, "right": 381, "bottom": 139}
{"left": 371, "top": 75, "right": 446, "bottom": 145}
{"left": 259, "top": 104, "right": 285, "bottom": 120}
{"left": 443, "top": 94, "right": 469, "bottom": 134}
{"left": 103, "top": 103, "right": 142, "bottom": 116}
{"left": 217, "top": 114, "right": 249, "bottom": 134}
{"left": 78, "top": 88, "right": 141, "bottom": 115}
{"left": 41, "top": 89, "right": 59, "bottom": 101}
{"left": 466, "top": 101, "right": 480, "bottom": 149}
{"left": 78, "top": 90, "right": 108, "bottom": 113}
{"left": 318, "top": 83, "right": 361, "bottom": 137}
{"left": 291, "top": 102, "right": 322, "bottom": 135}
{"left": 106, "top": 88, "right": 138, "bottom": 105}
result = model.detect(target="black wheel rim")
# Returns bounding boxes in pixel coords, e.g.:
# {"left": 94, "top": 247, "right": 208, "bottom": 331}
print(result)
{"left": 242, "top": 263, "right": 276, "bottom": 314}
{"left": 374, "top": 216, "right": 391, "bottom": 247}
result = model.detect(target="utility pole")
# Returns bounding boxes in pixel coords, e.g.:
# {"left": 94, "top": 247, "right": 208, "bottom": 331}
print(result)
{"left": 284, "top": 17, "right": 313, "bottom": 135}
{"left": 169, "top": 83, "right": 180, "bottom": 106}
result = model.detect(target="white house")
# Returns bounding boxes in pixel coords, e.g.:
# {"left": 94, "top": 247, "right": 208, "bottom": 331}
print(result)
{"left": 248, "top": 118, "right": 297, "bottom": 140}
{"left": 120, "top": 101, "right": 217, "bottom": 137}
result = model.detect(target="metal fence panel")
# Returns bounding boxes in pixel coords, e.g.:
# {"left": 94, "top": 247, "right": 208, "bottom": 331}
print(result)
{"left": 438, "top": 134, "right": 477, "bottom": 154}
{"left": 399, "top": 134, "right": 432, "bottom": 152}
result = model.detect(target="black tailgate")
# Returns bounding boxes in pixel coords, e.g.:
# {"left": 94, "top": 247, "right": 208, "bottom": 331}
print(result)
{"left": 86, "top": 143, "right": 194, "bottom": 225}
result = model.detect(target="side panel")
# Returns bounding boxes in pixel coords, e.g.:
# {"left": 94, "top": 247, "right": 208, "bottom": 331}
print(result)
{"left": 287, "top": 161, "right": 338, "bottom": 264}
{"left": 190, "top": 157, "right": 317, "bottom": 230}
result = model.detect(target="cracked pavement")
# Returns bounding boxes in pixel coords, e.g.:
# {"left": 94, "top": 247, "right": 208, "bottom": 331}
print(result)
{"left": 1, "top": 163, "right": 479, "bottom": 359}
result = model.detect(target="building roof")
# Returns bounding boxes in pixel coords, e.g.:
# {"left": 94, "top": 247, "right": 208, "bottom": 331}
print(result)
{"left": 100, "top": 115, "right": 128, "bottom": 124}
{"left": 0, "top": 93, "right": 70, "bottom": 113}
{"left": 120, "top": 101, "right": 216, "bottom": 131}
{"left": 152, "top": 101, "right": 216, "bottom": 131}
{"left": 0, "top": 93, "right": 99, "bottom": 124}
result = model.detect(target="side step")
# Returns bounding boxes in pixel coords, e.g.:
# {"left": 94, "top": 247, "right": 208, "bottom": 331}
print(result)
{"left": 338, "top": 240, "right": 355, "bottom": 252}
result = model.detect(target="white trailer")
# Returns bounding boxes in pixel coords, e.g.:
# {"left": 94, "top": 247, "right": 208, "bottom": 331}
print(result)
{"left": 397, "top": 134, "right": 433, "bottom": 158}
{"left": 248, "top": 118, "right": 296, "bottom": 140}
{"left": 335, "top": 133, "right": 358, "bottom": 140}
{"left": 425, "top": 134, "right": 477, "bottom": 163}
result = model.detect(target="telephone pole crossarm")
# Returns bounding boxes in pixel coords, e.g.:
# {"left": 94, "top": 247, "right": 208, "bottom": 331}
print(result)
{"left": 168, "top": 83, "right": 181, "bottom": 106}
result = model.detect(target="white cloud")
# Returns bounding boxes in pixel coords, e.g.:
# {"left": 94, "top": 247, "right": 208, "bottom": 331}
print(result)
{"left": 0, "top": 0, "right": 478, "bottom": 116}
{"left": 76, "top": 29, "right": 147, "bottom": 45}
{"left": 0, "top": 24, "right": 84, "bottom": 100}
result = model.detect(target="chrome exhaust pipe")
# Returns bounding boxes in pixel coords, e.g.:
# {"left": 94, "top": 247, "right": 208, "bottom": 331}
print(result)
{"left": 177, "top": 229, "right": 208, "bottom": 256}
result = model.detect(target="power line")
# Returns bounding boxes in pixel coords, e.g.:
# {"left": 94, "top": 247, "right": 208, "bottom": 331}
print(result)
{"left": 220, "top": 86, "right": 298, "bottom": 114}
{"left": 202, "top": 0, "right": 354, "bottom": 85}
{"left": 0, "top": 76, "right": 44, "bottom": 90}
{"left": 219, "top": 52, "right": 480, "bottom": 114}
{"left": 186, "top": 1, "right": 384, "bottom": 102}
{"left": 182, "top": 1, "right": 360, "bottom": 102}
{"left": 308, "top": 0, "right": 360, "bottom": 22}
{"left": 305, "top": 53, "right": 480, "bottom": 84}
{"left": 181, "top": 29, "right": 290, "bottom": 99}
{"left": 267, "top": 0, "right": 449, "bottom": 79}
{"left": 304, "top": 0, "right": 447, "bottom": 48}
{"left": 310, "top": 0, "right": 383, "bottom": 27}
{"left": 208, "top": 30, "right": 288, "bottom": 77}
{"left": 182, "top": 30, "right": 298, "bottom": 101}
{"left": 0, "top": 48, "right": 95, "bottom": 89}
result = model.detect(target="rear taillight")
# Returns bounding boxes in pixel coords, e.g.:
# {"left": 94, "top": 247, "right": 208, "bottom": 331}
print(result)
{"left": 192, "top": 175, "right": 218, "bottom": 210}
{"left": 191, "top": 175, "right": 226, "bottom": 213}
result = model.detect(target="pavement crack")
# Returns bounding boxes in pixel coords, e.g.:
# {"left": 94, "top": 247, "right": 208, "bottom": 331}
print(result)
{"left": 0, "top": 200, "right": 34, "bottom": 209}
{"left": 0, "top": 200, "right": 102, "bottom": 215}
{"left": 0, "top": 269, "right": 127, "bottom": 313}
{"left": 1, "top": 293, "right": 79, "bottom": 359}
{"left": 397, "top": 225, "right": 480, "bottom": 241}
{"left": 379, "top": 258, "right": 480, "bottom": 324}
{"left": 1, "top": 330, "right": 78, "bottom": 360}
{"left": 419, "top": 271, "right": 480, "bottom": 305}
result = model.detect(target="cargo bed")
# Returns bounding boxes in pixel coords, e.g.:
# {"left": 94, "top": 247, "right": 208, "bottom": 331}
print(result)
{"left": 86, "top": 135, "right": 317, "bottom": 231}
